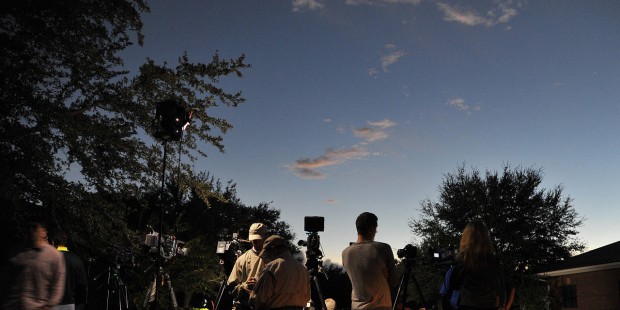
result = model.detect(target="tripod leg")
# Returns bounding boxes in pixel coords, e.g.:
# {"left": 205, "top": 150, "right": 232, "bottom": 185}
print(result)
{"left": 106, "top": 267, "right": 112, "bottom": 310}
{"left": 144, "top": 274, "right": 157, "bottom": 308}
{"left": 122, "top": 284, "right": 129, "bottom": 310}
{"left": 409, "top": 272, "right": 426, "bottom": 307}
{"left": 392, "top": 268, "right": 409, "bottom": 310}
{"left": 215, "top": 279, "right": 228, "bottom": 310}
{"left": 165, "top": 273, "right": 179, "bottom": 309}
{"left": 311, "top": 275, "right": 327, "bottom": 310}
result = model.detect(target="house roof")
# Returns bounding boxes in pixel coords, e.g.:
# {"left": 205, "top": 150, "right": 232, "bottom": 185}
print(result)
{"left": 540, "top": 241, "right": 620, "bottom": 275}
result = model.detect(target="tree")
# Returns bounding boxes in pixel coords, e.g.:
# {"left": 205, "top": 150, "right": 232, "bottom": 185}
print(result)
{"left": 0, "top": 0, "right": 249, "bottom": 252}
{"left": 147, "top": 173, "right": 297, "bottom": 308}
{"left": 410, "top": 164, "right": 585, "bottom": 274}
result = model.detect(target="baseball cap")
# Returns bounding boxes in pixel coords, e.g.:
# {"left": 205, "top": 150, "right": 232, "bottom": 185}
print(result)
{"left": 248, "top": 223, "right": 267, "bottom": 241}
{"left": 258, "top": 235, "right": 287, "bottom": 257}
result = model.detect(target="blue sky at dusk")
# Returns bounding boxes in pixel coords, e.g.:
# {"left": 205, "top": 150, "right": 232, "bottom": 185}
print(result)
{"left": 123, "top": 0, "right": 620, "bottom": 263}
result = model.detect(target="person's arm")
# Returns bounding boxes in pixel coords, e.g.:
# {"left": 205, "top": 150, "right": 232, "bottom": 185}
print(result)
{"left": 227, "top": 254, "right": 246, "bottom": 294}
{"left": 75, "top": 256, "right": 88, "bottom": 306}
{"left": 249, "top": 269, "right": 275, "bottom": 310}
{"left": 49, "top": 250, "right": 66, "bottom": 306}
{"left": 505, "top": 287, "right": 515, "bottom": 310}
{"left": 382, "top": 243, "right": 399, "bottom": 288}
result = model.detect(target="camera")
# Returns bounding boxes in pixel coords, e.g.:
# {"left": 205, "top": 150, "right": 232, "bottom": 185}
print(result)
{"left": 429, "top": 247, "right": 457, "bottom": 265}
{"left": 304, "top": 216, "right": 324, "bottom": 232}
{"left": 397, "top": 244, "right": 418, "bottom": 260}
{"left": 143, "top": 231, "right": 189, "bottom": 262}
{"left": 216, "top": 232, "right": 243, "bottom": 275}
{"left": 216, "top": 233, "right": 240, "bottom": 255}
{"left": 299, "top": 216, "right": 324, "bottom": 272}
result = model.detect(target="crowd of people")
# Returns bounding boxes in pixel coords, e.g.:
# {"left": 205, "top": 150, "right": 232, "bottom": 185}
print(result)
{"left": 227, "top": 213, "right": 515, "bottom": 310}
{"left": 1, "top": 214, "right": 517, "bottom": 310}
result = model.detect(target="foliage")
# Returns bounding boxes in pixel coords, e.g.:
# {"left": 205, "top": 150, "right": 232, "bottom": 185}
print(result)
{"left": 410, "top": 163, "right": 585, "bottom": 274}
{"left": 0, "top": 0, "right": 249, "bottom": 250}
{"left": 129, "top": 174, "right": 297, "bottom": 308}
{"left": 517, "top": 274, "right": 550, "bottom": 310}
{"left": 0, "top": 1, "right": 297, "bottom": 308}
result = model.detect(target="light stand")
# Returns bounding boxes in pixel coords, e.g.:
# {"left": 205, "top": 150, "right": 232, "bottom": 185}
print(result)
{"left": 148, "top": 99, "right": 192, "bottom": 309}
{"left": 151, "top": 140, "right": 168, "bottom": 310}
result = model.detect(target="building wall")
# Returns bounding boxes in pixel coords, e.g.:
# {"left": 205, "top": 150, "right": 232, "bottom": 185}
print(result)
{"left": 548, "top": 268, "right": 620, "bottom": 310}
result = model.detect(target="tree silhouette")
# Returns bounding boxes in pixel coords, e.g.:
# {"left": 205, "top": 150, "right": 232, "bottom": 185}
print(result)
{"left": 410, "top": 163, "right": 585, "bottom": 274}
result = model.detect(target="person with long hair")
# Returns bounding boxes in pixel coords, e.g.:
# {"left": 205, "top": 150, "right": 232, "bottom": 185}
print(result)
{"left": 443, "top": 220, "right": 503, "bottom": 310}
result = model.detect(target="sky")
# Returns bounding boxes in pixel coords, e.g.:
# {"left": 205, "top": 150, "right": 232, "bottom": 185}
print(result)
{"left": 121, "top": 0, "right": 620, "bottom": 264}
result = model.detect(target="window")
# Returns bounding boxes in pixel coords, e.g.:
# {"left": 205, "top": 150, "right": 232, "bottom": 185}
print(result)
{"left": 562, "top": 285, "right": 577, "bottom": 308}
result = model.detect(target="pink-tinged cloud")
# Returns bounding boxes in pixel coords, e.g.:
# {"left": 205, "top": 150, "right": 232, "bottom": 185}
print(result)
{"left": 382, "top": 50, "right": 406, "bottom": 72}
{"left": 354, "top": 119, "right": 396, "bottom": 142}
{"left": 286, "top": 146, "right": 370, "bottom": 179}
{"left": 437, "top": 2, "right": 520, "bottom": 27}
{"left": 354, "top": 127, "right": 389, "bottom": 142}
{"left": 287, "top": 119, "right": 396, "bottom": 179}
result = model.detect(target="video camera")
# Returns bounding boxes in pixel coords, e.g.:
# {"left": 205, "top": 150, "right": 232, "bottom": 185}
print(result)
{"left": 429, "top": 247, "right": 457, "bottom": 266}
{"left": 216, "top": 232, "right": 243, "bottom": 275}
{"left": 216, "top": 232, "right": 242, "bottom": 257}
{"left": 298, "top": 216, "right": 324, "bottom": 272}
{"left": 143, "top": 230, "right": 189, "bottom": 262}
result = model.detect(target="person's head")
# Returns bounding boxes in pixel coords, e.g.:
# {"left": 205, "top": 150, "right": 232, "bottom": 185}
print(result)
{"left": 356, "top": 212, "right": 378, "bottom": 240}
{"left": 248, "top": 223, "right": 267, "bottom": 252}
{"left": 27, "top": 221, "right": 48, "bottom": 247}
{"left": 258, "top": 235, "right": 288, "bottom": 261}
{"left": 50, "top": 230, "right": 68, "bottom": 247}
{"left": 325, "top": 298, "right": 336, "bottom": 310}
{"left": 457, "top": 220, "right": 494, "bottom": 270}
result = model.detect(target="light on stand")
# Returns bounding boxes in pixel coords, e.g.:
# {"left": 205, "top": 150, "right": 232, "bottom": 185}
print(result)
{"left": 153, "top": 99, "right": 192, "bottom": 142}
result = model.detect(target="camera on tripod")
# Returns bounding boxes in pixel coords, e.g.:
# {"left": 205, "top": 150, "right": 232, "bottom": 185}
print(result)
{"left": 143, "top": 229, "right": 189, "bottom": 262}
{"left": 298, "top": 216, "right": 324, "bottom": 271}
{"left": 216, "top": 232, "right": 243, "bottom": 271}
{"left": 216, "top": 232, "right": 241, "bottom": 256}
{"left": 397, "top": 244, "right": 418, "bottom": 261}
{"left": 429, "top": 247, "right": 457, "bottom": 266}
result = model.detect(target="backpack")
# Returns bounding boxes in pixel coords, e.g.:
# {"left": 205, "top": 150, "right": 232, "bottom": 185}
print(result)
{"left": 441, "top": 263, "right": 465, "bottom": 310}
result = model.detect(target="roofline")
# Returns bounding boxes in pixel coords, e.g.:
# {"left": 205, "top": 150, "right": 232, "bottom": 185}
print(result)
{"left": 537, "top": 262, "right": 620, "bottom": 277}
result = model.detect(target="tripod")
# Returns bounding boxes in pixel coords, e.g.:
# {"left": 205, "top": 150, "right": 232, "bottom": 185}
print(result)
{"left": 93, "top": 264, "right": 129, "bottom": 310}
{"left": 392, "top": 258, "right": 426, "bottom": 310}
{"left": 306, "top": 257, "right": 327, "bottom": 310}
{"left": 214, "top": 277, "right": 230, "bottom": 310}
{"left": 144, "top": 266, "right": 179, "bottom": 309}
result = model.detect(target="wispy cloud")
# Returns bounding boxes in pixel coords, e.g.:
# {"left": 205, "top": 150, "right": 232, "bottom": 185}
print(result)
{"left": 382, "top": 50, "right": 406, "bottom": 72}
{"left": 447, "top": 97, "right": 481, "bottom": 114}
{"left": 346, "top": 0, "right": 421, "bottom": 5}
{"left": 286, "top": 146, "right": 370, "bottom": 179}
{"left": 355, "top": 119, "right": 396, "bottom": 142}
{"left": 368, "top": 119, "right": 396, "bottom": 129}
{"left": 286, "top": 119, "right": 397, "bottom": 179}
{"left": 368, "top": 68, "right": 379, "bottom": 79}
{"left": 292, "top": 0, "right": 324, "bottom": 12}
{"left": 437, "top": 2, "right": 520, "bottom": 27}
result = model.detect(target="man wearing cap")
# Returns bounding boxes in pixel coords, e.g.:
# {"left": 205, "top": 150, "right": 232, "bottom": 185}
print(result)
{"left": 250, "top": 235, "right": 311, "bottom": 310}
{"left": 227, "top": 223, "right": 268, "bottom": 308}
